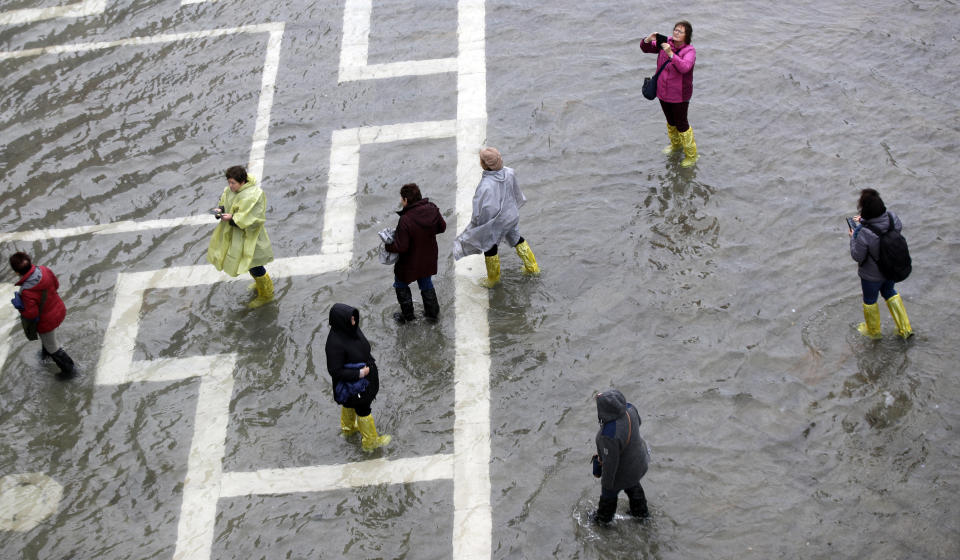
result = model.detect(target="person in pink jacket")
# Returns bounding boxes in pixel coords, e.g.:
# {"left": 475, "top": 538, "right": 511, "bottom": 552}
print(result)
{"left": 641, "top": 21, "right": 698, "bottom": 167}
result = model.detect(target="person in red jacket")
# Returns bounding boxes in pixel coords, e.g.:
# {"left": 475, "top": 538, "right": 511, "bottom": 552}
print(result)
{"left": 9, "top": 252, "right": 76, "bottom": 379}
{"left": 642, "top": 20, "right": 698, "bottom": 167}
{"left": 384, "top": 183, "right": 447, "bottom": 323}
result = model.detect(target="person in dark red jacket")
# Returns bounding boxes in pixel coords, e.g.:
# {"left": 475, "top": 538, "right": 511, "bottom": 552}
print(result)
{"left": 9, "top": 252, "right": 76, "bottom": 379}
{"left": 384, "top": 183, "right": 447, "bottom": 323}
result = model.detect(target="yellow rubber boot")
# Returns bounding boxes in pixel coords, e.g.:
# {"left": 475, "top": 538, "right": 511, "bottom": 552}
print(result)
{"left": 340, "top": 407, "right": 359, "bottom": 437}
{"left": 480, "top": 254, "right": 501, "bottom": 287}
{"left": 514, "top": 240, "right": 540, "bottom": 275}
{"left": 857, "top": 302, "right": 882, "bottom": 339}
{"left": 885, "top": 294, "right": 914, "bottom": 339}
{"left": 248, "top": 273, "right": 275, "bottom": 309}
{"left": 357, "top": 415, "right": 391, "bottom": 452}
{"left": 679, "top": 127, "right": 699, "bottom": 168}
{"left": 663, "top": 124, "right": 682, "bottom": 154}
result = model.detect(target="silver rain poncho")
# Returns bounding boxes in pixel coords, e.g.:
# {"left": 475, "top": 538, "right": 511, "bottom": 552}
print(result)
{"left": 453, "top": 167, "right": 526, "bottom": 260}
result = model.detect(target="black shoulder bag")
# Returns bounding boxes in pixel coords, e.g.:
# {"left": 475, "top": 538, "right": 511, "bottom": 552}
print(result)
{"left": 642, "top": 58, "right": 671, "bottom": 100}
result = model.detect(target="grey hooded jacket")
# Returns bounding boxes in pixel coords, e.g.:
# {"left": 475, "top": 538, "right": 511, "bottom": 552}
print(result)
{"left": 453, "top": 167, "right": 526, "bottom": 259}
{"left": 850, "top": 211, "right": 902, "bottom": 282}
{"left": 595, "top": 389, "right": 649, "bottom": 491}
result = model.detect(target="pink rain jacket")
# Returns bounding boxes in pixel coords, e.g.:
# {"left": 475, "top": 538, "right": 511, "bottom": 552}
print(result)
{"left": 641, "top": 38, "right": 696, "bottom": 103}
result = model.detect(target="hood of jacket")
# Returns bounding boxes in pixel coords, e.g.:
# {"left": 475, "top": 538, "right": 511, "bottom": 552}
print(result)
{"left": 15, "top": 265, "right": 42, "bottom": 289}
{"left": 482, "top": 168, "right": 506, "bottom": 182}
{"left": 596, "top": 389, "right": 627, "bottom": 423}
{"left": 329, "top": 303, "right": 360, "bottom": 336}
{"left": 861, "top": 211, "right": 893, "bottom": 234}
{"left": 396, "top": 198, "right": 444, "bottom": 227}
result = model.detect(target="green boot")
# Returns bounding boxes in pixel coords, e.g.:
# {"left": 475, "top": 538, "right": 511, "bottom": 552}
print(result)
{"left": 357, "top": 414, "right": 392, "bottom": 452}
{"left": 248, "top": 273, "right": 275, "bottom": 309}
{"left": 885, "top": 294, "right": 914, "bottom": 339}
{"left": 514, "top": 240, "right": 540, "bottom": 275}
{"left": 857, "top": 302, "right": 882, "bottom": 339}
{"left": 480, "top": 254, "right": 501, "bottom": 287}
{"left": 679, "top": 127, "right": 699, "bottom": 168}
{"left": 663, "top": 124, "right": 682, "bottom": 154}
{"left": 340, "top": 407, "right": 359, "bottom": 437}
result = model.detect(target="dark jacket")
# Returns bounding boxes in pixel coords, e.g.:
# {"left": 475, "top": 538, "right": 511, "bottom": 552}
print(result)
{"left": 324, "top": 304, "right": 379, "bottom": 402}
{"left": 850, "top": 210, "right": 902, "bottom": 282}
{"left": 595, "top": 390, "right": 649, "bottom": 491}
{"left": 385, "top": 198, "right": 446, "bottom": 284}
{"left": 16, "top": 265, "right": 66, "bottom": 334}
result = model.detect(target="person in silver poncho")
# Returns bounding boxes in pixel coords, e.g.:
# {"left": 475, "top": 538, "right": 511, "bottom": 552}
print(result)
{"left": 453, "top": 147, "right": 540, "bottom": 287}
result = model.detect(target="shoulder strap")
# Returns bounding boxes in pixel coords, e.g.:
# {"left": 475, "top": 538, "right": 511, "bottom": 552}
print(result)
{"left": 653, "top": 58, "right": 671, "bottom": 79}
{"left": 625, "top": 407, "right": 633, "bottom": 446}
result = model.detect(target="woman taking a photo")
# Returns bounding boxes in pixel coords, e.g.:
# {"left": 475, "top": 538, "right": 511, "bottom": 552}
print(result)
{"left": 641, "top": 20, "right": 698, "bottom": 168}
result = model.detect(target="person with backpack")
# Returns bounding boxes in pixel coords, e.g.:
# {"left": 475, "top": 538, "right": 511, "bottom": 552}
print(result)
{"left": 849, "top": 188, "right": 913, "bottom": 339}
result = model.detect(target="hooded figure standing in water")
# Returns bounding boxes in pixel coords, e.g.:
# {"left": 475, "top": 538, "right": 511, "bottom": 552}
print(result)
{"left": 592, "top": 389, "right": 650, "bottom": 523}
{"left": 324, "top": 303, "right": 391, "bottom": 452}
{"left": 206, "top": 165, "right": 275, "bottom": 309}
{"left": 453, "top": 147, "right": 540, "bottom": 287}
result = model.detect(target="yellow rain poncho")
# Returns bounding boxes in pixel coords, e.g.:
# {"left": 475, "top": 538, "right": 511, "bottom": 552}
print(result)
{"left": 206, "top": 176, "right": 274, "bottom": 277}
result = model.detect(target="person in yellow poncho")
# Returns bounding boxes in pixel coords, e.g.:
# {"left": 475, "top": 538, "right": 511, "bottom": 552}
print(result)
{"left": 206, "top": 165, "right": 275, "bottom": 308}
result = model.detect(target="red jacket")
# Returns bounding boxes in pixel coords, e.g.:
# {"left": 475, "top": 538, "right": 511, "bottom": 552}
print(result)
{"left": 385, "top": 199, "right": 447, "bottom": 283}
{"left": 16, "top": 265, "right": 66, "bottom": 334}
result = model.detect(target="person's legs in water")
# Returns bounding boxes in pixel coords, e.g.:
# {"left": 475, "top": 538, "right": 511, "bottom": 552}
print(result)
{"left": 592, "top": 487, "right": 619, "bottom": 524}
{"left": 881, "top": 280, "right": 913, "bottom": 338}
{"left": 481, "top": 245, "right": 501, "bottom": 287}
{"left": 393, "top": 276, "right": 416, "bottom": 323}
{"left": 417, "top": 276, "right": 440, "bottom": 321}
{"left": 659, "top": 100, "right": 683, "bottom": 154}
{"left": 248, "top": 266, "right": 274, "bottom": 309}
{"left": 40, "top": 330, "right": 76, "bottom": 379}
{"left": 624, "top": 484, "right": 649, "bottom": 518}
{"left": 512, "top": 237, "right": 540, "bottom": 275}
{"left": 858, "top": 279, "right": 883, "bottom": 339}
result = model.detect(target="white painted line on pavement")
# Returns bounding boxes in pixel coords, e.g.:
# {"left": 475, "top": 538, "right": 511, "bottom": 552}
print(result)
{"left": 320, "top": 120, "right": 457, "bottom": 256}
{"left": 452, "top": 0, "right": 491, "bottom": 557}
{"left": 0, "top": 22, "right": 285, "bottom": 242}
{"left": 0, "top": 0, "right": 105, "bottom": 26}
{"left": 339, "top": 0, "right": 456, "bottom": 82}
{"left": 221, "top": 454, "right": 454, "bottom": 497}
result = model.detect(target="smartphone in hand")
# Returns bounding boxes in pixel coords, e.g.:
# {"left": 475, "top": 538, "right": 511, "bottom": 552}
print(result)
{"left": 846, "top": 217, "right": 857, "bottom": 231}
{"left": 656, "top": 33, "right": 669, "bottom": 47}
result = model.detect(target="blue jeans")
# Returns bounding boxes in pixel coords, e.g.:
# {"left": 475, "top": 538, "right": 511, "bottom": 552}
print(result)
{"left": 393, "top": 275, "right": 433, "bottom": 291}
{"left": 861, "top": 278, "right": 896, "bottom": 305}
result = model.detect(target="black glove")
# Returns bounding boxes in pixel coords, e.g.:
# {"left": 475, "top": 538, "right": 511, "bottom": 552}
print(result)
{"left": 592, "top": 454, "right": 602, "bottom": 478}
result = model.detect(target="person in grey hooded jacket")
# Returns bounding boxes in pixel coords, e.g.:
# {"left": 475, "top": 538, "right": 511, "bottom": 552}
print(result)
{"left": 592, "top": 389, "right": 650, "bottom": 523}
{"left": 453, "top": 147, "right": 540, "bottom": 287}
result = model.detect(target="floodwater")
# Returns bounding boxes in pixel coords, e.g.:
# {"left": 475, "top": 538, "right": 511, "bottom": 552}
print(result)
{"left": 1, "top": 0, "right": 959, "bottom": 559}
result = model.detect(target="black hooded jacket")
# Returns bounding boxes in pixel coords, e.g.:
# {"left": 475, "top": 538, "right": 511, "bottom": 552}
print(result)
{"left": 324, "top": 303, "right": 379, "bottom": 401}
{"left": 595, "top": 389, "right": 649, "bottom": 491}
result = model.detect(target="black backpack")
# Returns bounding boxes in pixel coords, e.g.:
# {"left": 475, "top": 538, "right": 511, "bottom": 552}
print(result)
{"left": 862, "top": 213, "right": 912, "bottom": 282}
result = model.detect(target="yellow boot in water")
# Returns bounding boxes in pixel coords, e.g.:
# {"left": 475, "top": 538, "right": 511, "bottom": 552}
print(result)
{"left": 679, "top": 127, "right": 699, "bottom": 168}
{"left": 857, "top": 302, "right": 882, "bottom": 339}
{"left": 480, "top": 254, "right": 501, "bottom": 287}
{"left": 663, "top": 124, "right": 682, "bottom": 154}
{"left": 340, "top": 407, "right": 359, "bottom": 437}
{"left": 248, "top": 273, "right": 275, "bottom": 309}
{"left": 514, "top": 240, "right": 540, "bottom": 275}
{"left": 885, "top": 294, "right": 914, "bottom": 339}
{"left": 357, "top": 414, "right": 391, "bottom": 452}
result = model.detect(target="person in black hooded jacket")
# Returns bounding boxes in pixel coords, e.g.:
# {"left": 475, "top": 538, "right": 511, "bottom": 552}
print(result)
{"left": 324, "top": 303, "right": 391, "bottom": 452}
{"left": 591, "top": 388, "right": 650, "bottom": 523}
